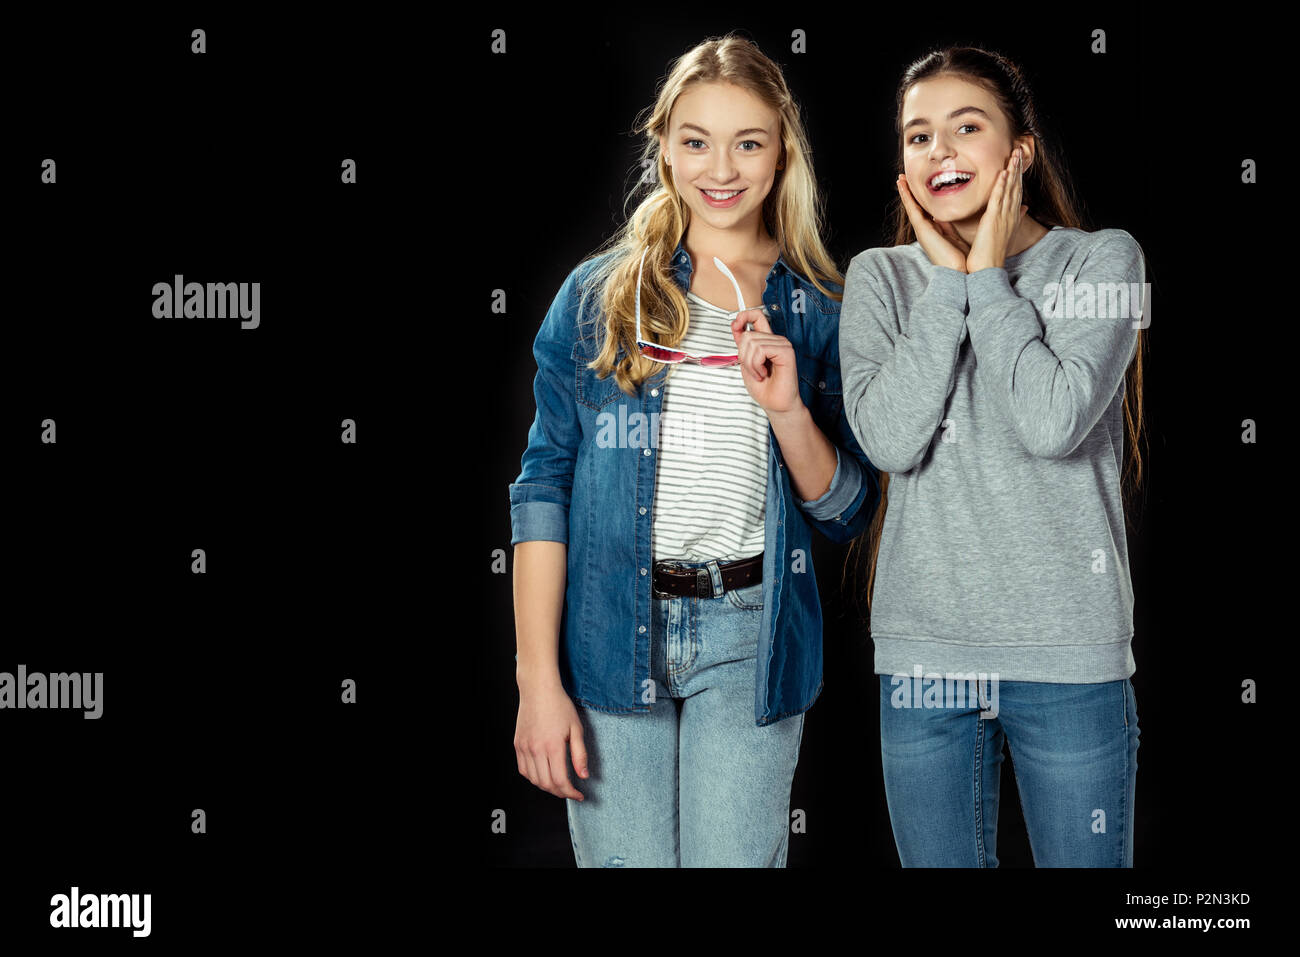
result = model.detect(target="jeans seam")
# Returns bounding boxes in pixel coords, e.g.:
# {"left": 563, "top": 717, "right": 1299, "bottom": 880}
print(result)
{"left": 1120, "top": 680, "right": 1131, "bottom": 867}
{"left": 683, "top": 597, "right": 699, "bottom": 671}
{"left": 973, "top": 714, "right": 986, "bottom": 867}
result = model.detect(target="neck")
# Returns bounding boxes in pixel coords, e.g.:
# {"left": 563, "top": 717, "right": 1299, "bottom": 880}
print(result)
{"left": 951, "top": 213, "right": 1049, "bottom": 258}
{"left": 682, "top": 212, "right": 777, "bottom": 266}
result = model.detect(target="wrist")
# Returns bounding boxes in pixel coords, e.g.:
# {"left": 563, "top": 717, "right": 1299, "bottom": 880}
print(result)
{"left": 766, "top": 400, "right": 811, "bottom": 430}
{"left": 516, "top": 663, "right": 564, "bottom": 693}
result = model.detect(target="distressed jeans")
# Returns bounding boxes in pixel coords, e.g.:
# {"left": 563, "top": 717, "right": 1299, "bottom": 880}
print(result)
{"left": 878, "top": 673, "right": 1140, "bottom": 867}
{"left": 566, "top": 557, "right": 806, "bottom": 867}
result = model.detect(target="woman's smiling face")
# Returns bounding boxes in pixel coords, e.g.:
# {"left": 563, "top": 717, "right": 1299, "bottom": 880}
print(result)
{"left": 901, "top": 73, "right": 1029, "bottom": 224}
{"left": 660, "top": 81, "right": 781, "bottom": 229}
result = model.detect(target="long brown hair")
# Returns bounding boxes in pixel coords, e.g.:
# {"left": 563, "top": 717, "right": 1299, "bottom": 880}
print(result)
{"left": 579, "top": 33, "right": 843, "bottom": 393}
{"left": 843, "top": 46, "right": 1150, "bottom": 623}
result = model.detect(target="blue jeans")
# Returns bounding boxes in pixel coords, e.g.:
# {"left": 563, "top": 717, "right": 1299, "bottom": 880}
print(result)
{"left": 566, "top": 557, "right": 805, "bottom": 867}
{"left": 878, "top": 673, "right": 1140, "bottom": 867}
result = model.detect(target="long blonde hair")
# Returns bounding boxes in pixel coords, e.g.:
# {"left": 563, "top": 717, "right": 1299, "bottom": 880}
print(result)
{"left": 580, "top": 33, "right": 844, "bottom": 393}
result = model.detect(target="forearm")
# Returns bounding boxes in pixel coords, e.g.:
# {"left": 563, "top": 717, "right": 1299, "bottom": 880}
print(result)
{"left": 964, "top": 244, "right": 1142, "bottom": 458}
{"left": 840, "top": 265, "right": 969, "bottom": 473}
{"left": 513, "top": 540, "right": 567, "bottom": 691}
{"left": 769, "top": 402, "right": 838, "bottom": 503}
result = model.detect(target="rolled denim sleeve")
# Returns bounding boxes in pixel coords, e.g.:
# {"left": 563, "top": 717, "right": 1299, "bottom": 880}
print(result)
{"left": 793, "top": 445, "right": 855, "bottom": 519}
{"left": 793, "top": 403, "right": 881, "bottom": 544}
{"left": 508, "top": 265, "right": 587, "bottom": 545}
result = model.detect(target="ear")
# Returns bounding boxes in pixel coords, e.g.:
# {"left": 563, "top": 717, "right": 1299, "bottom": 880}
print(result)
{"left": 659, "top": 134, "right": 669, "bottom": 166}
{"left": 1014, "top": 136, "right": 1036, "bottom": 173}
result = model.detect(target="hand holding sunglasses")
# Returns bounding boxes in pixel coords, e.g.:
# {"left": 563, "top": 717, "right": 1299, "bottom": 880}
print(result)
{"left": 635, "top": 247, "right": 768, "bottom": 367}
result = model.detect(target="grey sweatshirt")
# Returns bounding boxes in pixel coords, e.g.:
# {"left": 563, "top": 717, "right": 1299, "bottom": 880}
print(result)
{"left": 839, "top": 226, "right": 1145, "bottom": 683}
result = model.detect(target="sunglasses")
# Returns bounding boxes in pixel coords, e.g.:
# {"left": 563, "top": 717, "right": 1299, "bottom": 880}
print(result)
{"left": 635, "top": 247, "right": 765, "bottom": 367}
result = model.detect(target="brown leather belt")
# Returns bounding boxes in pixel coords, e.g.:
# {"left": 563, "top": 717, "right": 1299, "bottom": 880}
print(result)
{"left": 651, "top": 552, "right": 763, "bottom": 599}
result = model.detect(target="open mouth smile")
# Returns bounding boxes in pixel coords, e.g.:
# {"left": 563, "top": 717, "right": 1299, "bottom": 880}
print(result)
{"left": 927, "top": 170, "right": 974, "bottom": 195}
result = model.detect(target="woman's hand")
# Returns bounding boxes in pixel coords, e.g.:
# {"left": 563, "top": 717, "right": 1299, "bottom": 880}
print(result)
{"left": 966, "top": 146, "right": 1029, "bottom": 274}
{"left": 897, "top": 174, "right": 970, "bottom": 273}
{"left": 731, "top": 308, "right": 802, "bottom": 416}
{"left": 515, "top": 679, "right": 588, "bottom": 801}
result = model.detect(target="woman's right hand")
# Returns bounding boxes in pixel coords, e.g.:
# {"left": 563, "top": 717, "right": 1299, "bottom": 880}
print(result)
{"left": 514, "top": 679, "right": 589, "bottom": 801}
{"left": 896, "top": 175, "right": 969, "bottom": 273}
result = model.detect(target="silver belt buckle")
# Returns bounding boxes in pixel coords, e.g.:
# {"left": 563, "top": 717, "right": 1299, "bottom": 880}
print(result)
{"left": 696, "top": 567, "right": 711, "bottom": 598}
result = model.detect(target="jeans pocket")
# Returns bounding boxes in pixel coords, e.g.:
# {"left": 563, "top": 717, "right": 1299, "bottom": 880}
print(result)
{"left": 724, "top": 580, "right": 764, "bottom": 610}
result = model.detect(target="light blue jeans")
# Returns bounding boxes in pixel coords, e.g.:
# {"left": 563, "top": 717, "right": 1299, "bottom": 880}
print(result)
{"left": 878, "top": 673, "right": 1140, "bottom": 866}
{"left": 566, "top": 557, "right": 805, "bottom": 867}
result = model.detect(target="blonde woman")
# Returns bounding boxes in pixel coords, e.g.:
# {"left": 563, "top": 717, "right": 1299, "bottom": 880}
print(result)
{"left": 508, "top": 34, "right": 880, "bottom": 867}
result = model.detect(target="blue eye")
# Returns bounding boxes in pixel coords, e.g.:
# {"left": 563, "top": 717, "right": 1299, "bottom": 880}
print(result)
{"left": 685, "top": 138, "right": 705, "bottom": 149}
{"left": 738, "top": 140, "right": 760, "bottom": 151}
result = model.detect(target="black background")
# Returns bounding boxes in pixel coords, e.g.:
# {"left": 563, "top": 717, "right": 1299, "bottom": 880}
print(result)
{"left": 0, "top": 2, "right": 1281, "bottom": 945}
{"left": 5, "top": 10, "right": 423, "bottom": 948}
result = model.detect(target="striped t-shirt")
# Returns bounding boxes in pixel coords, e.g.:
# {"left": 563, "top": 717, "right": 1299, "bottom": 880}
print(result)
{"left": 650, "top": 291, "right": 770, "bottom": 563}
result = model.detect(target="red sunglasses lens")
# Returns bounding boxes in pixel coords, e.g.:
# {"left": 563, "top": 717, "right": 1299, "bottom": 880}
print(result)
{"left": 641, "top": 344, "right": 686, "bottom": 362}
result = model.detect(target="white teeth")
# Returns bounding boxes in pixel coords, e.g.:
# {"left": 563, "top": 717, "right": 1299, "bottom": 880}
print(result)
{"left": 930, "top": 171, "right": 973, "bottom": 189}
{"left": 703, "top": 189, "right": 742, "bottom": 199}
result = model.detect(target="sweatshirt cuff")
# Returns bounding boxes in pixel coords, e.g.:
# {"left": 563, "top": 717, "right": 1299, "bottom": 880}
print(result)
{"left": 965, "top": 266, "right": 1019, "bottom": 312}
{"left": 925, "top": 265, "right": 970, "bottom": 309}
{"left": 965, "top": 266, "right": 1042, "bottom": 339}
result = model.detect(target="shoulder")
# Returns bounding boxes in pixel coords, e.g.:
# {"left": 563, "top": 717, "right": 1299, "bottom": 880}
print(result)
{"left": 787, "top": 268, "right": 843, "bottom": 313}
{"left": 845, "top": 243, "right": 926, "bottom": 283}
{"left": 1084, "top": 226, "right": 1142, "bottom": 260}
{"left": 542, "top": 249, "right": 622, "bottom": 330}
{"left": 1050, "top": 225, "right": 1142, "bottom": 262}
{"left": 1043, "top": 227, "right": 1145, "bottom": 283}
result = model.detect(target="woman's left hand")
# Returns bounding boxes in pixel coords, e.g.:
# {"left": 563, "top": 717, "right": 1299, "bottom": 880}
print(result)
{"left": 967, "top": 145, "right": 1029, "bottom": 274}
{"left": 730, "top": 307, "right": 802, "bottom": 415}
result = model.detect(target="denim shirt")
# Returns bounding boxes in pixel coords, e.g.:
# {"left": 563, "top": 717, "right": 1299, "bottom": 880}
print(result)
{"left": 509, "top": 239, "right": 881, "bottom": 726}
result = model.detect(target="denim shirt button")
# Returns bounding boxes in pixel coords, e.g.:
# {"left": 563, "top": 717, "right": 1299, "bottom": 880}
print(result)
{"left": 651, "top": 388, "right": 659, "bottom": 397}
{"left": 643, "top": 448, "right": 651, "bottom": 456}
{"left": 638, "top": 625, "right": 646, "bottom": 633}
{"left": 639, "top": 506, "right": 647, "bottom": 515}
{"left": 818, "top": 380, "right": 826, "bottom": 390}
{"left": 640, "top": 567, "right": 647, "bottom": 575}
{"left": 771, "top": 303, "right": 780, "bottom": 312}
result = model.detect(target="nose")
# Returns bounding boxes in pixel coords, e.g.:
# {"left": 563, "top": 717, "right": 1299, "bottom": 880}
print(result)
{"left": 709, "top": 149, "right": 739, "bottom": 185}
{"left": 927, "top": 129, "right": 957, "bottom": 165}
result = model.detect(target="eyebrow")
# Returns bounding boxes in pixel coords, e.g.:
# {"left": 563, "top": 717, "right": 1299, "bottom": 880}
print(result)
{"left": 678, "top": 122, "right": 770, "bottom": 138}
{"left": 902, "top": 106, "right": 991, "bottom": 133}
